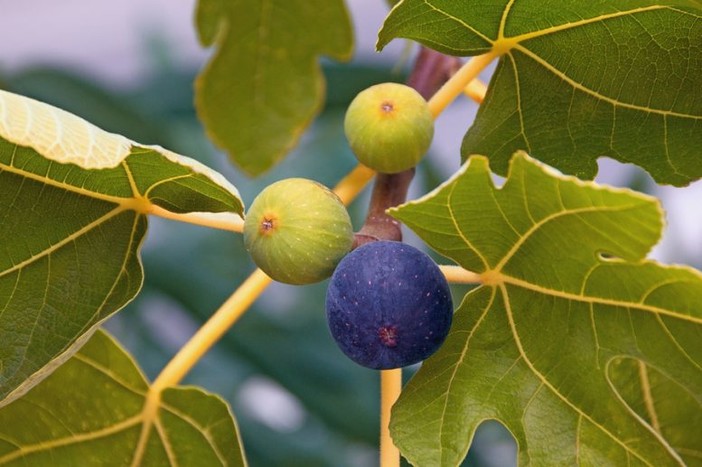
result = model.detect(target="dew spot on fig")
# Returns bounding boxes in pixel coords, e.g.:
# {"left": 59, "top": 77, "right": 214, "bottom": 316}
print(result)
{"left": 378, "top": 326, "right": 398, "bottom": 348}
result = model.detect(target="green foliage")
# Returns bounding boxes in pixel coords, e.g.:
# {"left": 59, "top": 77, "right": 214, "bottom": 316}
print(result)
{"left": 195, "top": 0, "right": 353, "bottom": 175}
{"left": 378, "top": 1, "right": 702, "bottom": 186}
{"left": 0, "top": 90, "right": 243, "bottom": 407}
{"left": 1, "top": 2, "right": 701, "bottom": 466}
{"left": 101, "top": 63, "right": 386, "bottom": 465}
{"left": 389, "top": 152, "right": 702, "bottom": 465}
{"left": 0, "top": 330, "right": 246, "bottom": 465}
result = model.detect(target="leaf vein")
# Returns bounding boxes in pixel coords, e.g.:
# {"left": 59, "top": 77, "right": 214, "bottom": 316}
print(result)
{"left": 447, "top": 180, "right": 490, "bottom": 270}
{"left": 422, "top": 0, "right": 493, "bottom": 44}
{"left": 0, "top": 206, "right": 126, "bottom": 279}
{"left": 159, "top": 400, "right": 228, "bottom": 465}
{"left": 503, "top": 276, "right": 702, "bottom": 325}
{"left": 72, "top": 353, "right": 147, "bottom": 397}
{"left": 508, "top": 6, "right": 672, "bottom": 44}
{"left": 0, "top": 158, "right": 128, "bottom": 205}
{"left": 501, "top": 283, "right": 659, "bottom": 466}
{"left": 514, "top": 45, "right": 702, "bottom": 120}
{"left": 437, "top": 287, "right": 496, "bottom": 459}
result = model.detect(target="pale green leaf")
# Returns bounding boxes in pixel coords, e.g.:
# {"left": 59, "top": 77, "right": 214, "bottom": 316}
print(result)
{"left": 195, "top": 0, "right": 353, "bottom": 175}
{"left": 0, "top": 329, "right": 246, "bottom": 466}
{"left": 0, "top": 90, "right": 244, "bottom": 407}
{"left": 389, "top": 152, "right": 702, "bottom": 466}
{"left": 378, "top": 1, "right": 702, "bottom": 186}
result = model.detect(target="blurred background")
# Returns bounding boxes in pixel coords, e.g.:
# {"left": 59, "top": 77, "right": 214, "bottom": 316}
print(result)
{"left": 1, "top": 1, "right": 699, "bottom": 466}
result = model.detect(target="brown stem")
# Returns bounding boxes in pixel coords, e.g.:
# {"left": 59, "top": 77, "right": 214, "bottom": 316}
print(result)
{"left": 354, "top": 169, "right": 414, "bottom": 247}
{"left": 407, "top": 48, "right": 462, "bottom": 101}
{"left": 353, "top": 47, "right": 459, "bottom": 248}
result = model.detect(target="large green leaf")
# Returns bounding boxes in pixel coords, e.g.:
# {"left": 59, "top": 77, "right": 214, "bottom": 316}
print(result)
{"left": 378, "top": 1, "right": 702, "bottom": 186}
{"left": 0, "top": 90, "right": 243, "bottom": 407}
{"left": 0, "top": 329, "right": 246, "bottom": 466}
{"left": 389, "top": 152, "right": 702, "bottom": 466}
{"left": 195, "top": 0, "right": 353, "bottom": 175}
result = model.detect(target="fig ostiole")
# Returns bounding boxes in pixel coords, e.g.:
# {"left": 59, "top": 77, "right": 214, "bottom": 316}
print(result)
{"left": 325, "top": 241, "right": 453, "bottom": 369}
{"left": 344, "top": 82, "right": 434, "bottom": 174}
{"left": 244, "top": 178, "right": 354, "bottom": 285}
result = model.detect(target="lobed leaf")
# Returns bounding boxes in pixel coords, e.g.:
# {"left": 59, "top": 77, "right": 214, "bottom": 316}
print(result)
{"left": 195, "top": 0, "right": 354, "bottom": 175}
{"left": 0, "top": 90, "right": 244, "bottom": 407}
{"left": 389, "top": 152, "right": 702, "bottom": 466}
{"left": 0, "top": 330, "right": 246, "bottom": 466}
{"left": 378, "top": 1, "right": 702, "bottom": 186}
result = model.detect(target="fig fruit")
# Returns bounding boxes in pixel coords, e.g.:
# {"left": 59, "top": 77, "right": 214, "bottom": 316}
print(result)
{"left": 344, "top": 82, "right": 434, "bottom": 174}
{"left": 244, "top": 178, "right": 354, "bottom": 285}
{"left": 325, "top": 241, "right": 452, "bottom": 369}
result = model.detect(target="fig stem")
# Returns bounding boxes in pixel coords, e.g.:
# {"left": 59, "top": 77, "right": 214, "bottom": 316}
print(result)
{"left": 440, "top": 265, "right": 483, "bottom": 284}
{"left": 151, "top": 269, "right": 272, "bottom": 393}
{"left": 427, "top": 51, "right": 497, "bottom": 117}
{"left": 465, "top": 77, "right": 488, "bottom": 104}
{"left": 380, "top": 368, "right": 402, "bottom": 467}
{"left": 407, "top": 47, "right": 462, "bottom": 101}
{"left": 354, "top": 169, "right": 414, "bottom": 247}
{"left": 147, "top": 205, "right": 245, "bottom": 232}
{"left": 333, "top": 163, "right": 376, "bottom": 205}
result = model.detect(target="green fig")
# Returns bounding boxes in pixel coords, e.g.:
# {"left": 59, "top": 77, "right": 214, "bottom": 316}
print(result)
{"left": 344, "top": 82, "right": 434, "bottom": 174}
{"left": 243, "top": 178, "right": 354, "bottom": 285}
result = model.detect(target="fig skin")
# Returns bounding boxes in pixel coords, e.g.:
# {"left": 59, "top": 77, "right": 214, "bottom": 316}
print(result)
{"left": 244, "top": 178, "right": 353, "bottom": 285}
{"left": 325, "top": 241, "right": 453, "bottom": 369}
{"left": 344, "top": 82, "right": 434, "bottom": 174}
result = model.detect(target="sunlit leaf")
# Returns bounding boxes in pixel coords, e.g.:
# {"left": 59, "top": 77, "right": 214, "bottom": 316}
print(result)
{"left": 195, "top": 0, "right": 353, "bottom": 175}
{"left": 389, "top": 152, "right": 702, "bottom": 466}
{"left": 378, "top": 1, "right": 702, "bottom": 186}
{"left": 0, "top": 330, "right": 246, "bottom": 466}
{"left": 0, "top": 90, "right": 243, "bottom": 407}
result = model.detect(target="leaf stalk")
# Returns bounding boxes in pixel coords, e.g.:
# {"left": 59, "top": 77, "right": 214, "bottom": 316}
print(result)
{"left": 428, "top": 51, "right": 497, "bottom": 117}
{"left": 148, "top": 205, "right": 245, "bottom": 232}
{"left": 380, "top": 368, "right": 402, "bottom": 467}
{"left": 440, "top": 265, "right": 483, "bottom": 284}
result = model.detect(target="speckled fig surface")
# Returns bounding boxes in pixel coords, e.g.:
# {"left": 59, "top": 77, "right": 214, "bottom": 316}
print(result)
{"left": 344, "top": 82, "right": 434, "bottom": 174}
{"left": 244, "top": 178, "right": 353, "bottom": 285}
{"left": 326, "top": 241, "right": 453, "bottom": 369}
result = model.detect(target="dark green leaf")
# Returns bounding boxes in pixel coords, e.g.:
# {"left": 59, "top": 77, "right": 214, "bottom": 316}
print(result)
{"left": 0, "top": 90, "right": 243, "bottom": 407}
{"left": 378, "top": 1, "right": 702, "bottom": 186}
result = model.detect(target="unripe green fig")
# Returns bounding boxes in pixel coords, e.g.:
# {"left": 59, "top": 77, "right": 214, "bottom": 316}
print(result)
{"left": 344, "top": 82, "right": 434, "bottom": 173}
{"left": 243, "top": 178, "right": 354, "bottom": 285}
